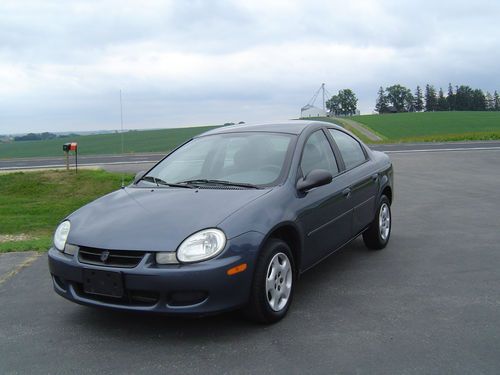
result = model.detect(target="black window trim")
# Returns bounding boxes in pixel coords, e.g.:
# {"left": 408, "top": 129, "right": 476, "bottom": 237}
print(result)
{"left": 326, "top": 127, "right": 370, "bottom": 173}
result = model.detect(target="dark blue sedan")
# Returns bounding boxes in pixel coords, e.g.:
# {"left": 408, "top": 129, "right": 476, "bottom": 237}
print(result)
{"left": 48, "top": 121, "right": 393, "bottom": 323}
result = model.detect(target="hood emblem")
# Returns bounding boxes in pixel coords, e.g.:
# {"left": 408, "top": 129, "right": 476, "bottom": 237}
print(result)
{"left": 100, "top": 250, "right": 110, "bottom": 262}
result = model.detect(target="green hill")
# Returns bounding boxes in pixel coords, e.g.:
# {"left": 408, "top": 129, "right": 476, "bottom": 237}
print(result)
{"left": 352, "top": 111, "right": 500, "bottom": 142}
{"left": 0, "top": 125, "right": 218, "bottom": 159}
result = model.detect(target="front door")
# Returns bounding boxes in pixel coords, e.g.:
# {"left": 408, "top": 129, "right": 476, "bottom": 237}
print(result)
{"left": 296, "top": 130, "right": 353, "bottom": 269}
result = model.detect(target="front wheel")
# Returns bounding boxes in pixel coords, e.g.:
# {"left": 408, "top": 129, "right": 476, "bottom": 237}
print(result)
{"left": 363, "top": 195, "right": 391, "bottom": 250}
{"left": 244, "top": 239, "right": 294, "bottom": 324}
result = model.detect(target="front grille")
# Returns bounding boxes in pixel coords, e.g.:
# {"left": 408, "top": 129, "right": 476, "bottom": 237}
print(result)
{"left": 78, "top": 247, "right": 146, "bottom": 268}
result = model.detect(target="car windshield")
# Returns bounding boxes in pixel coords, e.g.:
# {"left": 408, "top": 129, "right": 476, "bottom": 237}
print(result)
{"left": 141, "top": 132, "right": 295, "bottom": 187}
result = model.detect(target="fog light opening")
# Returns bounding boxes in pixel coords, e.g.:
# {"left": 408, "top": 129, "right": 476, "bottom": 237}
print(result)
{"left": 168, "top": 291, "right": 208, "bottom": 307}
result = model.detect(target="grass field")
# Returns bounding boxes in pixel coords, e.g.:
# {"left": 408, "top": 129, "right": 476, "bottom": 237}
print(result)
{"left": 0, "top": 125, "right": 217, "bottom": 159}
{"left": 352, "top": 111, "right": 500, "bottom": 142}
{"left": 305, "top": 112, "right": 500, "bottom": 143}
{"left": 2, "top": 112, "right": 500, "bottom": 161}
{"left": 0, "top": 170, "right": 132, "bottom": 252}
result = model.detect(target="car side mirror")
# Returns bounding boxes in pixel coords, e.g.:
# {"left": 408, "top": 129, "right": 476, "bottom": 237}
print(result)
{"left": 133, "top": 170, "right": 146, "bottom": 184}
{"left": 296, "top": 169, "right": 333, "bottom": 192}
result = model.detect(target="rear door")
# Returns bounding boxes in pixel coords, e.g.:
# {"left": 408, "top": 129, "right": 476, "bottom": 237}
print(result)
{"left": 327, "top": 129, "right": 378, "bottom": 235}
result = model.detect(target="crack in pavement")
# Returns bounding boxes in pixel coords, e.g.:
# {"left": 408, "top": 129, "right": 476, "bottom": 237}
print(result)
{"left": 0, "top": 252, "right": 42, "bottom": 286}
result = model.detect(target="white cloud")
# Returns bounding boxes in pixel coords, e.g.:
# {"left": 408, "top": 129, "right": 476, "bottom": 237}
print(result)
{"left": 0, "top": 0, "right": 499, "bottom": 132}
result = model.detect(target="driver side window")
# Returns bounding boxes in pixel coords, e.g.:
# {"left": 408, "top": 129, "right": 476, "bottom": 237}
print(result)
{"left": 300, "top": 130, "right": 339, "bottom": 177}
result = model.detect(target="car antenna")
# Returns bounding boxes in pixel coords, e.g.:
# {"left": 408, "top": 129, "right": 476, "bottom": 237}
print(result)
{"left": 120, "top": 89, "right": 125, "bottom": 188}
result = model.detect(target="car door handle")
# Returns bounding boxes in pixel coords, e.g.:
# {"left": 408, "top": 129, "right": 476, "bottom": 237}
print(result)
{"left": 371, "top": 173, "right": 379, "bottom": 181}
{"left": 342, "top": 188, "right": 351, "bottom": 199}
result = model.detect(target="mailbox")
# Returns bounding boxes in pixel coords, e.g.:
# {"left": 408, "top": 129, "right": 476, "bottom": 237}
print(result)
{"left": 63, "top": 142, "right": 77, "bottom": 152}
{"left": 63, "top": 142, "right": 78, "bottom": 172}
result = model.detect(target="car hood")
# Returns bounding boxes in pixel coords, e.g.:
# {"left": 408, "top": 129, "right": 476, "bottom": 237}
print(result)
{"left": 67, "top": 186, "right": 270, "bottom": 251}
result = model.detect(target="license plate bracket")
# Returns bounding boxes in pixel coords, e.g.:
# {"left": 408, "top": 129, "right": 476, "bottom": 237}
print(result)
{"left": 83, "top": 269, "right": 124, "bottom": 298}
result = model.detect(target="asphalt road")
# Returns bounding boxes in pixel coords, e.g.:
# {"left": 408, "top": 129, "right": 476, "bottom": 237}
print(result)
{"left": 2, "top": 141, "right": 500, "bottom": 174}
{"left": 0, "top": 152, "right": 165, "bottom": 171}
{"left": 1, "top": 149, "right": 500, "bottom": 374}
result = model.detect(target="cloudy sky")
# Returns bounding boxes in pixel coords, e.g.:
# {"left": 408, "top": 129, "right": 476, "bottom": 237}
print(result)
{"left": 1, "top": 0, "right": 499, "bottom": 134}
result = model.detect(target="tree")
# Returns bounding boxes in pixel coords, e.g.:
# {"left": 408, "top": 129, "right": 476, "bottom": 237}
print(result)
{"left": 337, "top": 89, "right": 358, "bottom": 115}
{"left": 326, "top": 95, "right": 341, "bottom": 116}
{"left": 385, "top": 84, "right": 413, "bottom": 112}
{"left": 494, "top": 91, "right": 500, "bottom": 111}
{"left": 414, "top": 86, "right": 424, "bottom": 112}
{"left": 406, "top": 91, "right": 415, "bottom": 112}
{"left": 455, "top": 85, "right": 474, "bottom": 110}
{"left": 328, "top": 89, "right": 358, "bottom": 116}
{"left": 437, "top": 88, "right": 448, "bottom": 111}
{"left": 375, "top": 86, "right": 389, "bottom": 113}
{"left": 472, "top": 89, "right": 486, "bottom": 111}
{"left": 447, "top": 83, "right": 455, "bottom": 111}
{"left": 424, "top": 84, "right": 437, "bottom": 111}
{"left": 485, "top": 92, "right": 494, "bottom": 111}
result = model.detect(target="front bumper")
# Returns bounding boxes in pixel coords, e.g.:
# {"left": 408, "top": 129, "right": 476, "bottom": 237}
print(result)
{"left": 48, "top": 231, "right": 264, "bottom": 315}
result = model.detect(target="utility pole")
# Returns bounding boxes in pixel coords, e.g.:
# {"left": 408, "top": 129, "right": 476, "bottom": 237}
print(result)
{"left": 322, "top": 83, "right": 325, "bottom": 111}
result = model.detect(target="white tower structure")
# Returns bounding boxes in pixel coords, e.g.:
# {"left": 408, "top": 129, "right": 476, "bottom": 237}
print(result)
{"left": 300, "top": 83, "right": 329, "bottom": 118}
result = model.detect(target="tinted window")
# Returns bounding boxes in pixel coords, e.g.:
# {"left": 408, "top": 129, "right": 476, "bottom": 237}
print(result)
{"left": 144, "top": 132, "right": 293, "bottom": 186}
{"left": 300, "top": 130, "right": 339, "bottom": 177}
{"left": 328, "top": 129, "right": 366, "bottom": 169}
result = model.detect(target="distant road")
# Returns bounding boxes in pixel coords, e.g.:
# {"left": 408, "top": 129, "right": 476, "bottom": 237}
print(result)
{"left": 0, "top": 153, "right": 165, "bottom": 171}
{"left": 1, "top": 141, "right": 500, "bottom": 173}
{"left": 370, "top": 140, "right": 500, "bottom": 153}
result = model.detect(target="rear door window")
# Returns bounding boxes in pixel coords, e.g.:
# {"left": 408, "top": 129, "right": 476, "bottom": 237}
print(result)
{"left": 328, "top": 129, "right": 367, "bottom": 170}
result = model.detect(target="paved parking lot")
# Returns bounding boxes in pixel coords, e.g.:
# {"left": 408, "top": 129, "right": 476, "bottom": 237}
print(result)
{"left": 1, "top": 149, "right": 499, "bottom": 374}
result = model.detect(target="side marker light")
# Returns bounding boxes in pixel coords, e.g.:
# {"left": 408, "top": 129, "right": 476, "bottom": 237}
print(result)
{"left": 227, "top": 263, "right": 247, "bottom": 276}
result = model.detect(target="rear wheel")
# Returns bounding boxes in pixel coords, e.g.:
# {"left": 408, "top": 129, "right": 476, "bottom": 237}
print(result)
{"left": 363, "top": 195, "right": 391, "bottom": 250}
{"left": 244, "top": 239, "right": 294, "bottom": 323}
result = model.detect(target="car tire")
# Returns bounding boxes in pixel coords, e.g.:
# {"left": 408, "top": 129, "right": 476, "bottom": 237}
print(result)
{"left": 363, "top": 195, "right": 391, "bottom": 250}
{"left": 244, "top": 238, "right": 295, "bottom": 324}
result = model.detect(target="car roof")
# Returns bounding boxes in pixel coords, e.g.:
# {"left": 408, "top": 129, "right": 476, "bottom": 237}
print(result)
{"left": 197, "top": 120, "right": 343, "bottom": 137}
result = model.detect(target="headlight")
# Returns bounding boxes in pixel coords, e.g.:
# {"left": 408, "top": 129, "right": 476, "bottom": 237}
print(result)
{"left": 54, "top": 221, "right": 71, "bottom": 251}
{"left": 176, "top": 228, "right": 226, "bottom": 263}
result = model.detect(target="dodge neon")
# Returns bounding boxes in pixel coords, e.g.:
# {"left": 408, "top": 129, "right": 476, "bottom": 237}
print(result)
{"left": 48, "top": 121, "right": 393, "bottom": 323}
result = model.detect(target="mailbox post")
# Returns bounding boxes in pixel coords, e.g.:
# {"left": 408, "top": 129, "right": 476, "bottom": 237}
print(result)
{"left": 63, "top": 142, "right": 78, "bottom": 172}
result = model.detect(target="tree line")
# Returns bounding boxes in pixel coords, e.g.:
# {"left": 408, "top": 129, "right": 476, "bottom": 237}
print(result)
{"left": 375, "top": 84, "right": 500, "bottom": 113}
{"left": 322, "top": 83, "right": 499, "bottom": 117}
{"left": 13, "top": 132, "right": 78, "bottom": 142}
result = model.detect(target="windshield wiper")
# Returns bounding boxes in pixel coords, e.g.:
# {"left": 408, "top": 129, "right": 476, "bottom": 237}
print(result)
{"left": 141, "top": 176, "right": 193, "bottom": 188}
{"left": 177, "top": 179, "right": 259, "bottom": 189}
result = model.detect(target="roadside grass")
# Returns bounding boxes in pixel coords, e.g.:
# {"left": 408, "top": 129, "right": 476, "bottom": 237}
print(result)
{"left": 0, "top": 125, "right": 218, "bottom": 159}
{"left": 388, "top": 131, "right": 500, "bottom": 143}
{"left": 352, "top": 111, "right": 500, "bottom": 140}
{"left": 0, "top": 169, "right": 132, "bottom": 252}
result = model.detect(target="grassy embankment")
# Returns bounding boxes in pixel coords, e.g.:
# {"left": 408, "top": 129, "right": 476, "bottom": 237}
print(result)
{"left": 304, "top": 117, "right": 375, "bottom": 143}
{"left": 0, "top": 170, "right": 132, "bottom": 252}
{"left": 0, "top": 125, "right": 217, "bottom": 159}
{"left": 306, "top": 111, "right": 500, "bottom": 143}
